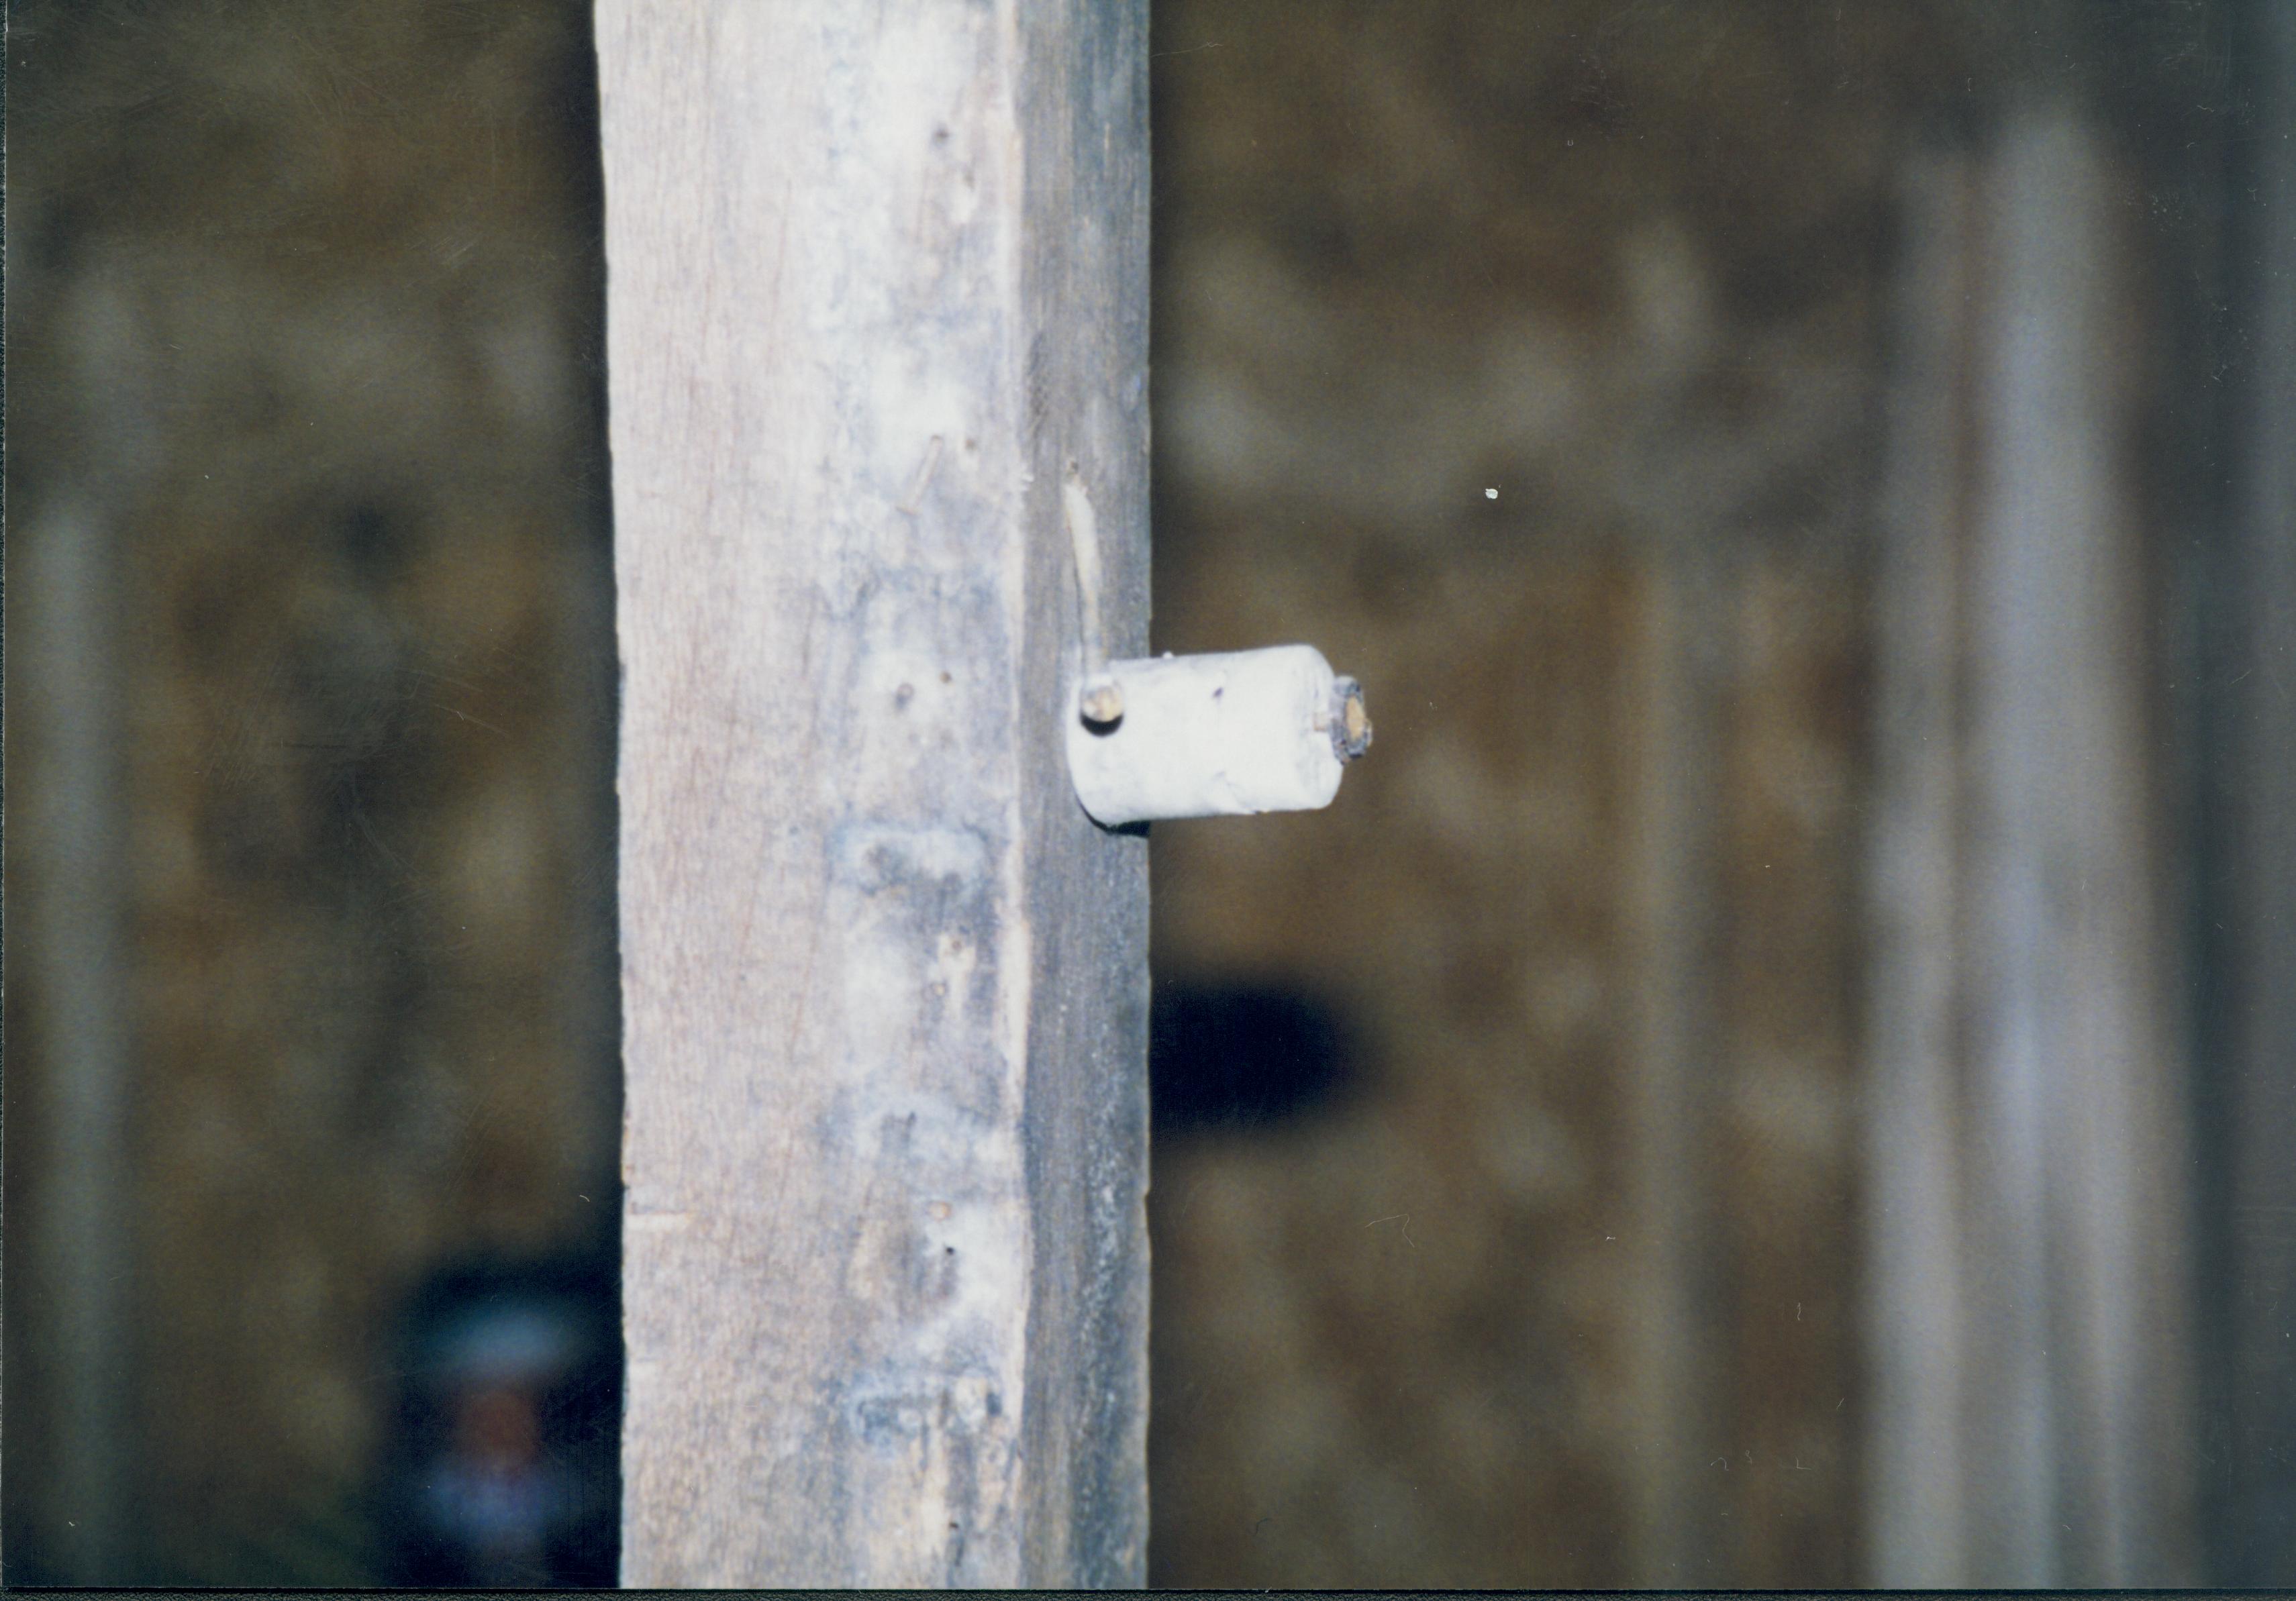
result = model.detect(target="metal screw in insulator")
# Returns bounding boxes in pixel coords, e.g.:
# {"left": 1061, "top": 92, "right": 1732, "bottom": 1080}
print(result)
{"left": 1079, "top": 675, "right": 1126, "bottom": 727}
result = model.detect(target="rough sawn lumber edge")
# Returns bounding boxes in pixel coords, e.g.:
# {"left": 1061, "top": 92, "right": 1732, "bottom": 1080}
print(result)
{"left": 595, "top": 1, "right": 1149, "bottom": 1585}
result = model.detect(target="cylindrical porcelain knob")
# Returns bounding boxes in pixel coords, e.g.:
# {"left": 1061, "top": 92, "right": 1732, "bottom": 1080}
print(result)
{"left": 1066, "top": 644, "right": 1370, "bottom": 826}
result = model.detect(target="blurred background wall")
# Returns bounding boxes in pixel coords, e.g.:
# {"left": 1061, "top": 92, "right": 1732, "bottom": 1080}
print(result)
{"left": 5, "top": 0, "right": 2291, "bottom": 1588}
{"left": 5, "top": 1, "right": 623, "bottom": 1582}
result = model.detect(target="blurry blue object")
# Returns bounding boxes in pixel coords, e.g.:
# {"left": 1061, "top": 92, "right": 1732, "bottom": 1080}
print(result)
{"left": 381, "top": 1253, "right": 619, "bottom": 1587}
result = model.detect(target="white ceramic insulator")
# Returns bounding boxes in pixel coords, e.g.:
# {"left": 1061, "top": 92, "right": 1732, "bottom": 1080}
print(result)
{"left": 1067, "top": 645, "right": 1351, "bottom": 825}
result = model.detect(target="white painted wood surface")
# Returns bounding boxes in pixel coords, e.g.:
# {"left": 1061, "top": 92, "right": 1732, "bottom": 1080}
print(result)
{"left": 595, "top": 2, "right": 1150, "bottom": 1584}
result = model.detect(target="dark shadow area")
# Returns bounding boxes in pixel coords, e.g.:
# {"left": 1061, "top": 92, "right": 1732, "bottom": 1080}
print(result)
{"left": 1150, "top": 982, "right": 1358, "bottom": 1135}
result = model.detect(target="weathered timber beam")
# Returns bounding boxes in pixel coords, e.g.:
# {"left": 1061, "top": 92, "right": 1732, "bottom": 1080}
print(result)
{"left": 595, "top": 3, "right": 1150, "bottom": 1584}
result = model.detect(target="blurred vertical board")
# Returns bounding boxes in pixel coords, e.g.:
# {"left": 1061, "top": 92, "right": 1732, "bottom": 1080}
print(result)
{"left": 5, "top": 501, "right": 138, "bottom": 1582}
{"left": 1862, "top": 112, "right": 2199, "bottom": 1586}
{"left": 1627, "top": 539, "right": 1868, "bottom": 1592}
{"left": 1711, "top": 558, "right": 1865, "bottom": 1582}
{"left": 1972, "top": 109, "right": 2196, "bottom": 1584}
{"left": 2216, "top": 0, "right": 2296, "bottom": 1579}
{"left": 593, "top": 1, "right": 1150, "bottom": 1586}
{"left": 1618, "top": 550, "right": 1728, "bottom": 1586}
{"left": 1860, "top": 151, "right": 1980, "bottom": 1586}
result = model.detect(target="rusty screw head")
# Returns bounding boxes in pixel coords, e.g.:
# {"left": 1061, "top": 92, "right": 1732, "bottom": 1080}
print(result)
{"left": 1332, "top": 676, "right": 1372, "bottom": 762}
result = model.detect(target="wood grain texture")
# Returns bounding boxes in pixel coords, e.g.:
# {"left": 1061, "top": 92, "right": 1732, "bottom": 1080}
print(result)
{"left": 595, "top": 2, "right": 1148, "bottom": 1584}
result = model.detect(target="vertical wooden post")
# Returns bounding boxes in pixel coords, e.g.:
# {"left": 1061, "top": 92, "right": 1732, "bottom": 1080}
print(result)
{"left": 1862, "top": 110, "right": 2197, "bottom": 1586}
{"left": 594, "top": 2, "right": 1150, "bottom": 1586}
